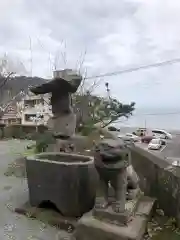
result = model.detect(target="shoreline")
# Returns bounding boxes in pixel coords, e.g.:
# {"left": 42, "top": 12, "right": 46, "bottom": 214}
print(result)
{"left": 118, "top": 126, "right": 180, "bottom": 135}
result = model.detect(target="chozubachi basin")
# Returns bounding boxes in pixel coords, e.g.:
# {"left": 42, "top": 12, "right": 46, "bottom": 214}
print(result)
{"left": 26, "top": 152, "right": 98, "bottom": 217}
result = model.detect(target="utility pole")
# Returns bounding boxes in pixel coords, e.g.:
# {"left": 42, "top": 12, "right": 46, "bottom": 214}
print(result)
{"left": 144, "top": 119, "right": 147, "bottom": 135}
{"left": 29, "top": 37, "right": 33, "bottom": 76}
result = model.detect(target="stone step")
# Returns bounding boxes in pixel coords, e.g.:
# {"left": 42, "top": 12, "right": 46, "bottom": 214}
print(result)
{"left": 73, "top": 196, "right": 156, "bottom": 240}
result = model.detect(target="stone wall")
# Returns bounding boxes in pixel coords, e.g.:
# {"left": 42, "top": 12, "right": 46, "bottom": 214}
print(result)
{"left": 131, "top": 145, "right": 180, "bottom": 222}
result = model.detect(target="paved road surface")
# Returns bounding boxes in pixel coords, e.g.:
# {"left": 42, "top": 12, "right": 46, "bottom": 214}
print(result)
{"left": 135, "top": 132, "right": 180, "bottom": 164}
{"left": 0, "top": 140, "right": 60, "bottom": 240}
{"left": 160, "top": 134, "right": 180, "bottom": 158}
{"left": 118, "top": 127, "right": 180, "bottom": 161}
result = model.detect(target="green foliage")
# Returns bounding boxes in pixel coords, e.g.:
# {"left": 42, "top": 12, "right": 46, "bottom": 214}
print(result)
{"left": 78, "top": 122, "right": 97, "bottom": 136}
{"left": 35, "top": 131, "right": 56, "bottom": 153}
{"left": 74, "top": 92, "right": 135, "bottom": 133}
{"left": 95, "top": 97, "right": 135, "bottom": 125}
{"left": 3, "top": 124, "right": 48, "bottom": 140}
{"left": 4, "top": 125, "right": 25, "bottom": 139}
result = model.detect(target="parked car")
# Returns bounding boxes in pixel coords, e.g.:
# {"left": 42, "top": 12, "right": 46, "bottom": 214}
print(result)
{"left": 152, "top": 133, "right": 164, "bottom": 139}
{"left": 124, "top": 133, "right": 140, "bottom": 142}
{"left": 118, "top": 135, "right": 135, "bottom": 146}
{"left": 152, "top": 129, "right": 172, "bottom": 140}
{"left": 108, "top": 126, "right": 120, "bottom": 132}
{"left": 118, "top": 134, "right": 134, "bottom": 143}
{"left": 148, "top": 138, "right": 166, "bottom": 150}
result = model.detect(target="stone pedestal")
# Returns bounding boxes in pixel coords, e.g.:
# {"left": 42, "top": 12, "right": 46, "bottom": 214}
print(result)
{"left": 73, "top": 196, "right": 156, "bottom": 240}
{"left": 47, "top": 113, "right": 76, "bottom": 137}
{"left": 93, "top": 197, "right": 138, "bottom": 226}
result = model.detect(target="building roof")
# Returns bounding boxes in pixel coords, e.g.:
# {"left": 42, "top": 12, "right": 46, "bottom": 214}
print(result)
{"left": 0, "top": 103, "right": 20, "bottom": 120}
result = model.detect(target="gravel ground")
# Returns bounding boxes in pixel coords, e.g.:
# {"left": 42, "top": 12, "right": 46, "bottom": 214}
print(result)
{"left": 0, "top": 140, "right": 61, "bottom": 240}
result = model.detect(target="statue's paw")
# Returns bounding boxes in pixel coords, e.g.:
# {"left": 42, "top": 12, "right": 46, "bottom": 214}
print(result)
{"left": 112, "top": 202, "right": 125, "bottom": 213}
{"left": 95, "top": 200, "right": 108, "bottom": 209}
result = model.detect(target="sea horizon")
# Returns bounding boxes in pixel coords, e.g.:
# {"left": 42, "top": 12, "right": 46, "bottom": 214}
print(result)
{"left": 114, "top": 107, "right": 180, "bottom": 132}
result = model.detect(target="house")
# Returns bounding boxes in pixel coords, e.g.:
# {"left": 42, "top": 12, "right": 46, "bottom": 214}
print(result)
{"left": 0, "top": 103, "right": 21, "bottom": 125}
{"left": 17, "top": 91, "right": 52, "bottom": 126}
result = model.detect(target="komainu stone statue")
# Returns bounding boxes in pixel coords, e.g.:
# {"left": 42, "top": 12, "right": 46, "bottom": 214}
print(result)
{"left": 30, "top": 69, "right": 82, "bottom": 138}
{"left": 94, "top": 138, "right": 129, "bottom": 213}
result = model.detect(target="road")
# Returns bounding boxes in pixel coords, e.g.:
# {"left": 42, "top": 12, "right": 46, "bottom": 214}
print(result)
{"left": 0, "top": 140, "right": 60, "bottom": 240}
{"left": 160, "top": 134, "right": 180, "bottom": 158}
{"left": 135, "top": 132, "right": 180, "bottom": 164}
{"left": 116, "top": 127, "right": 180, "bottom": 162}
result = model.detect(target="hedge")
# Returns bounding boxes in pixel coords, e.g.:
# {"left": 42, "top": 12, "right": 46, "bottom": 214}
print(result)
{"left": 3, "top": 124, "right": 48, "bottom": 140}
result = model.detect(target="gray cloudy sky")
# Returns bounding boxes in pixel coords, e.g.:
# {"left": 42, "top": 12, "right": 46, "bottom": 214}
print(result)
{"left": 1, "top": 0, "right": 180, "bottom": 108}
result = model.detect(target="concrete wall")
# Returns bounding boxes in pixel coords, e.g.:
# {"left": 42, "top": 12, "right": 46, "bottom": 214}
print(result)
{"left": 131, "top": 145, "right": 180, "bottom": 222}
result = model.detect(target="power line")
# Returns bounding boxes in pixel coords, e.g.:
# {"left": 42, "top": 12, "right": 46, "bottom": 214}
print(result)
{"left": 85, "top": 57, "right": 180, "bottom": 79}
{"left": 37, "top": 38, "right": 54, "bottom": 73}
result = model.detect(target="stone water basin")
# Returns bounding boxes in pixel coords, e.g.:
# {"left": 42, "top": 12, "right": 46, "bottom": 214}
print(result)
{"left": 26, "top": 152, "right": 98, "bottom": 217}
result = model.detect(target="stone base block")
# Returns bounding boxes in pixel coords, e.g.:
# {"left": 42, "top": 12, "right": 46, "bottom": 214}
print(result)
{"left": 74, "top": 214, "right": 146, "bottom": 240}
{"left": 93, "top": 197, "right": 139, "bottom": 226}
{"left": 74, "top": 196, "right": 156, "bottom": 240}
{"left": 93, "top": 208, "right": 131, "bottom": 226}
{"left": 135, "top": 196, "right": 156, "bottom": 219}
{"left": 47, "top": 113, "right": 76, "bottom": 137}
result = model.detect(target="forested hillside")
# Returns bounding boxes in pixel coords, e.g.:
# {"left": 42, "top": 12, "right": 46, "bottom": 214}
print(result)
{"left": 0, "top": 76, "right": 46, "bottom": 106}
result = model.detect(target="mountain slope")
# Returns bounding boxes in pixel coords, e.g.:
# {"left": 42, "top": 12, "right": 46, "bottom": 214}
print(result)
{"left": 0, "top": 76, "right": 47, "bottom": 105}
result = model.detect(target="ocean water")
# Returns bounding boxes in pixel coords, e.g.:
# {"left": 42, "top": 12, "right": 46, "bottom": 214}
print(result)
{"left": 115, "top": 108, "right": 180, "bottom": 131}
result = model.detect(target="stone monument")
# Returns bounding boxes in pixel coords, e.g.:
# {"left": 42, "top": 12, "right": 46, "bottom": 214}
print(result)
{"left": 30, "top": 69, "right": 82, "bottom": 151}
{"left": 25, "top": 69, "right": 99, "bottom": 217}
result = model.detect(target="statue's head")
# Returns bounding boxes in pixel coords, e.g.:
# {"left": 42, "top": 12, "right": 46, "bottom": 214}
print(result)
{"left": 53, "top": 69, "right": 82, "bottom": 92}
{"left": 30, "top": 69, "right": 82, "bottom": 96}
{"left": 94, "top": 138, "right": 130, "bottom": 169}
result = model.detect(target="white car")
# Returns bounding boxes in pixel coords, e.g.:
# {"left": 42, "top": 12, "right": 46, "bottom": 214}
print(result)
{"left": 152, "top": 129, "right": 172, "bottom": 140}
{"left": 153, "top": 133, "right": 166, "bottom": 139}
{"left": 124, "top": 133, "right": 140, "bottom": 142}
{"left": 148, "top": 138, "right": 165, "bottom": 150}
{"left": 117, "top": 135, "right": 135, "bottom": 146}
